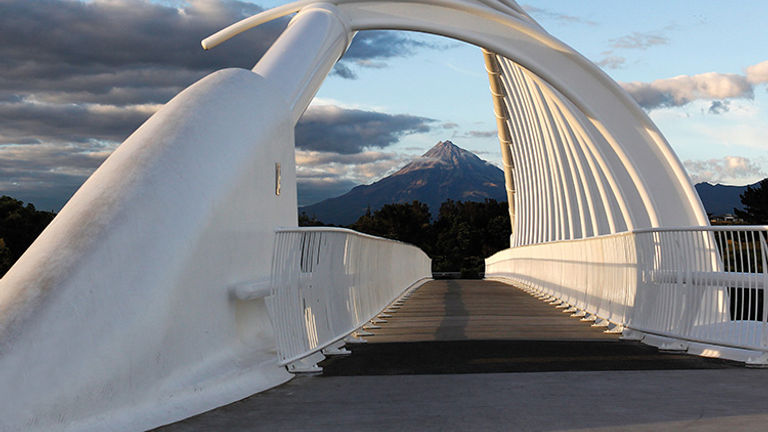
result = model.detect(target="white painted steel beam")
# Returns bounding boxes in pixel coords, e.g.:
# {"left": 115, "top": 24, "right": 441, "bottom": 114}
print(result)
{"left": 251, "top": 3, "right": 353, "bottom": 121}
{"left": 482, "top": 49, "right": 516, "bottom": 235}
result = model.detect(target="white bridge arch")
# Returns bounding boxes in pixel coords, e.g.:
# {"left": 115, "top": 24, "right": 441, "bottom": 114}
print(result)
{"left": 0, "top": 1, "right": 762, "bottom": 431}
{"left": 207, "top": 0, "right": 708, "bottom": 242}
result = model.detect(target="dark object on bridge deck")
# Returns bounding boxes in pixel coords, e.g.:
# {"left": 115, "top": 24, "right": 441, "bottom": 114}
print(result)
{"left": 432, "top": 272, "right": 484, "bottom": 279}
{"left": 320, "top": 279, "right": 739, "bottom": 375}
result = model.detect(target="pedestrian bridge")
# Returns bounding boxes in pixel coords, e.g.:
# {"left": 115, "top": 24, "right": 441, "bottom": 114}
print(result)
{"left": 1, "top": 1, "right": 767, "bottom": 431}
{"left": 157, "top": 278, "right": 766, "bottom": 431}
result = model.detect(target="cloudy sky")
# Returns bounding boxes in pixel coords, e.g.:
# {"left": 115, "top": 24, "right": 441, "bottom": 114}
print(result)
{"left": 1, "top": 0, "right": 767, "bottom": 210}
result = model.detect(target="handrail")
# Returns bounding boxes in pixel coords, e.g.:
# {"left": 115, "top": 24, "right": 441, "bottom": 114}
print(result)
{"left": 631, "top": 225, "right": 768, "bottom": 233}
{"left": 502, "top": 225, "right": 768, "bottom": 249}
{"left": 275, "top": 226, "right": 423, "bottom": 246}
{"left": 267, "top": 227, "right": 432, "bottom": 369}
{"left": 486, "top": 225, "right": 768, "bottom": 362}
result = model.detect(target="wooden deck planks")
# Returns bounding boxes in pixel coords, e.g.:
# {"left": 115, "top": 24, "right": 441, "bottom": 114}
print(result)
{"left": 366, "top": 279, "right": 619, "bottom": 343}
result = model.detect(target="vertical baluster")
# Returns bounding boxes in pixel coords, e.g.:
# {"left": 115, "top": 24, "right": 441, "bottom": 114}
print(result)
{"left": 747, "top": 230, "right": 755, "bottom": 346}
{"left": 760, "top": 230, "right": 768, "bottom": 349}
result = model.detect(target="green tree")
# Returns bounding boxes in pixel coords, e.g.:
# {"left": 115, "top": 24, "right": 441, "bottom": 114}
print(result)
{"left": 298, "top": 211, "right": 326, "bottom": 227}
{"left": 346, "top": 199, "right": 512, "bottom": 277}
{"left": 0, "top": 196, "right": 56, "bottom": 277}
{"left": 0, "top": 238, "right": 12, "bottom": 276}
{"left": 349, "top": 201, "right": 432, "bottom": 251}
{"left": 735, "top": 179, "right": 768, "bottom": 224}
{"left": 432, "top": 199, "right": 510, "bottom": 276}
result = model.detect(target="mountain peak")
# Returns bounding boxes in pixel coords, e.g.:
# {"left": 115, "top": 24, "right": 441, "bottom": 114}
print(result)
{"left": 406, "top": 140, "right": 485, "bottom": 172}
{"left": 392, "top": 142, "right": 458, "bottom": 175}
{"left": 301, "top": 140, "right": 507, "bottom": 224}
{"left": 423, "top": 140, "right": 470, "bottom": 159}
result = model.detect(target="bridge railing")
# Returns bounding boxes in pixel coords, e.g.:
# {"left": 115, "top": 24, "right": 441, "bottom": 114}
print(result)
{"left": 267, "top": 227, "right": 431, "bottom": 368}
{"left": 486, "top": 226, "right": 768, "bottom": 355}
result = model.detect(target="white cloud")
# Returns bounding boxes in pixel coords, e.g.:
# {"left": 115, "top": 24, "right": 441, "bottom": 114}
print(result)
{"left": 296, "top": 105, "right": 434, "bottom": 154}
{"left": 295, "top": 149, "right": 414, "bottom": 205}
{"left": 707, "top": 100, "right": 729, "bottom": 115}
{"left": 522, "top": 5, "right": 596, "bottom": 26}
{"left": 610, "top": 31, "right": 669, "bottom": 50}
{"left": 0, "top": 141, "right": 116, "bottom": 210}
{"left": 596, "top": 55, "right": 626, "bottom": 70}
{"left": 0, "top": 0, "right": 437, "bottom": 209}
{"left": 296, "top": 150, "right": 410, "bottom": 185}
{"left": 622, "top": 59, "right": 768, "bottom": 110}
{"left": 622, "top": 72, "right": 753, "bottom": 109}
{"left": 596, "top": 28, "right": 671, "bottom": 70}
{"left": 684, "top": 156, "right": 766, "bottom": 185}
{"left": 746, "top": 60, "right": 768, "bottom": 84}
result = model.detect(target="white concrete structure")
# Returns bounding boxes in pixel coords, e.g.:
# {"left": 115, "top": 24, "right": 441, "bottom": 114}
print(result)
{"left": 0, "top": 1, "right": 757, "bottom": 431}
{"left": 0, "top": 5, "right": 353, "bottom": 431}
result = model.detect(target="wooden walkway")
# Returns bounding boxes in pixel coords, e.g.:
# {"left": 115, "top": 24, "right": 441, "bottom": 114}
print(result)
{"left": 365, "top": 279, "right": 618, "bottom": 343}
{"left": 319, "top": 279, "right": 736, "bottom": 375}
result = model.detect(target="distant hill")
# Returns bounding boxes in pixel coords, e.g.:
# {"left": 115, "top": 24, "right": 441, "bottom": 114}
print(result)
{"left": 694, "top": 182, "right": 755, "bottom": 216}
{"left": 301, "top": 140, "right": 507, "bottom": 225}
{"left": 300, "top": 141, "right": 757, "bottom": 223}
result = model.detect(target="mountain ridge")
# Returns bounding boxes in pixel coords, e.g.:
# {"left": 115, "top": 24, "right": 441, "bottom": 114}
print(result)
{"left": 300, "top": 140, "right": 757, "bottom": 224}
{"left": 301, "top": 141, "right": 507, "bottom": 225}
{"left": 694, "top": 181, "right": 754, "bottom": 216}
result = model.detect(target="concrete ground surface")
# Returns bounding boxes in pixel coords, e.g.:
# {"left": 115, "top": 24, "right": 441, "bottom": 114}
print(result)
{"left": 156, "top": 370, "right": 768, "bottom": 431}
{"left": 155, "top": 280, "right": 768, "bottom": 431}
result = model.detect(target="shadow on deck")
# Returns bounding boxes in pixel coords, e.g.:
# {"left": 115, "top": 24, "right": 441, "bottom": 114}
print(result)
{"left": 322, "top": 279, "right": 738, "bottom": 375}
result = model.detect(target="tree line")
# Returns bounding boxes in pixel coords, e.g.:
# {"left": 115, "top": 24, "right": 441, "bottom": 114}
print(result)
{"left": 302, "top": 179, "right": 768, "bottom": 276}
{"left": 301, "top": 199, "right": 511, "bottom": 277}
{"left": 735, "top": 179, "right": 768, "bottom": 224}
{"left": 0, "top": 196, "right": 56, "bottom": 277}
{"left": 2, "top": 179, "right": 768, "bottom": 278}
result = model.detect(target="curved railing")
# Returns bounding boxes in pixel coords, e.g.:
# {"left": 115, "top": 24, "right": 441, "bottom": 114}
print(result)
{"left": 486, "top": 226, "right": 768, "bottom": 363}
{"left": 267, "top": 227, "right": 432, "bottom": 369}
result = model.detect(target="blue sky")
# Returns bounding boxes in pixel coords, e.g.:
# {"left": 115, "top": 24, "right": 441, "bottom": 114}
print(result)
{"left": 297, "top": 0, "right": 768, "bottom": 195}
{"left": 0, "top": 0, "right": 766, "bottom": 209}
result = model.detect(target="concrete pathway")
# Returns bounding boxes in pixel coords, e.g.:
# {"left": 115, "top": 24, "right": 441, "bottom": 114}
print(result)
{"left": 157, "top": 369, "right": 768, "bottom": 431}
